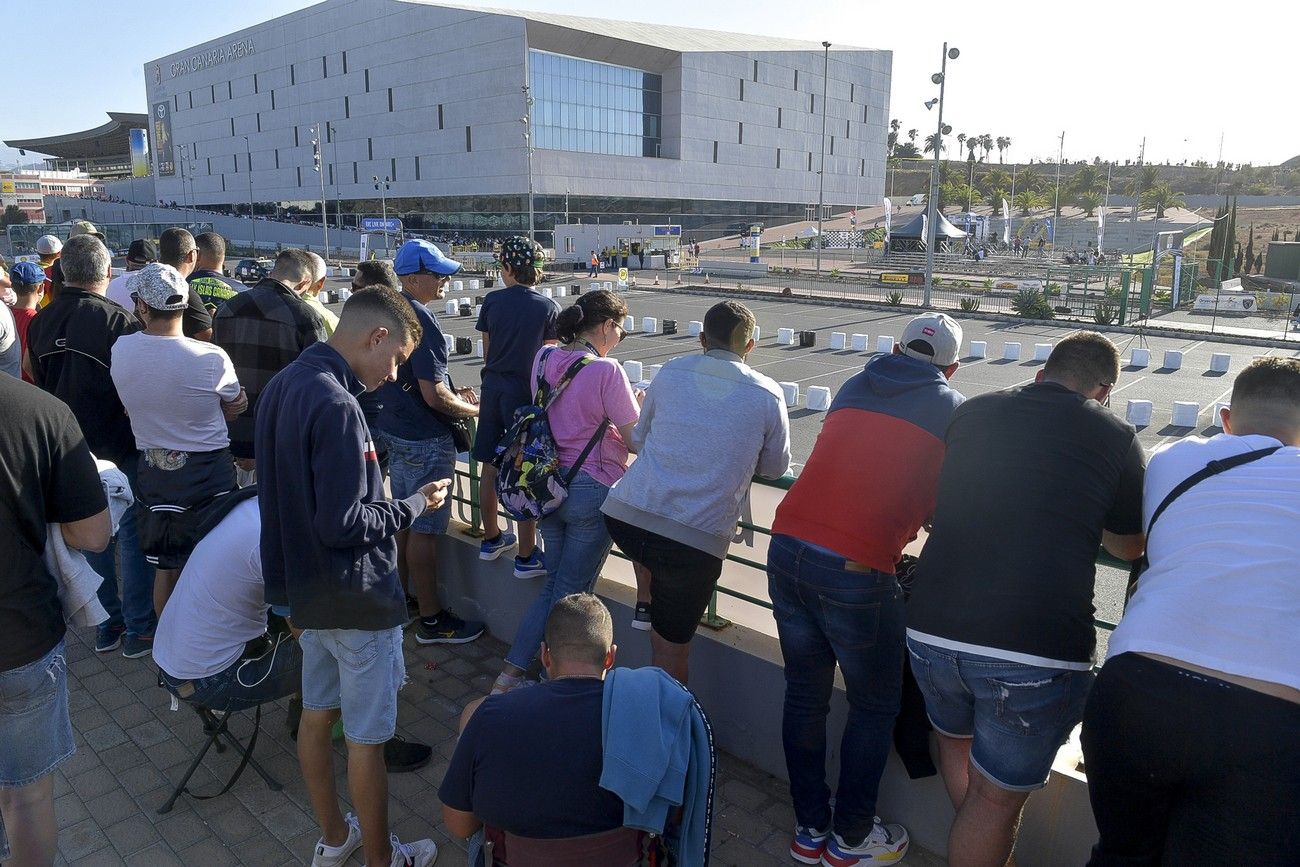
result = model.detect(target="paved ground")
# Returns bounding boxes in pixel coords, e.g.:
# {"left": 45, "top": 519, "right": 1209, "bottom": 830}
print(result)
{"left": 51, "top": 623, "right": 947, "bottom": 866}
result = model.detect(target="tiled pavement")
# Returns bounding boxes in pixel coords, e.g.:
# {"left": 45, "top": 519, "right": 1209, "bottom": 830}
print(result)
{"left": 52, "top": 624, "right": 945, "bottom": 866}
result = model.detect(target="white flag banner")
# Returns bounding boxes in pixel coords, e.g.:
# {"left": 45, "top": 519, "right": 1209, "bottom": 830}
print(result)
{"left": 920, "top": 213, "right": 928, "bottom": 249}
{"left": 1097, "top": 207, "right": 1105, "bottom": 251}
{"left": 883, "top": 197, "right": 893, "bottom": 244}
{"left": 1001, "top": 198, "right": 1010, "bottom": 245}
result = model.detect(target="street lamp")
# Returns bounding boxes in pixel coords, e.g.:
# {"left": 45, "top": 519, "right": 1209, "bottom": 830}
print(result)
{"left": 923, "top": 44, "right": 959, "bottom": 308}
{"left": 177, "top": 144, "right": 191, "bottom": 226}
{"left": 243, "top": 136, "right": 256, "bottom": 254}
{"left": 815, "top": 40, "right": 830, "bottom": 277}
{"left": 521, "top": 84, "right": 535, "bottom": 244}
{"left": 373, "top": 176, "right": 391, "bottom": 254}
{"left": 328, "top": 123, "right": 342, "bottom": 232}
{"left": 310, "top": 124, "right": 329, "bottom": 260}
{"left": 564, "top": 188, "right": 570, "bottom": 225}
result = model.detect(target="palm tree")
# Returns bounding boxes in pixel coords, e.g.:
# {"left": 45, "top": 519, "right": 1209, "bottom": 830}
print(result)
{"left": 966, "top": 138, "right": 978, "bottom": 162}
{"left": 1125, "top": 165, "right": 1161, "bottom": 197}
{"left": 887, "top": 119, "right": 901, "bottom": 156}
{"left": 1069, "top": 164, "right": 1103, "bottom": 196}
{"left": 1014, "top": 189, "right": 1048, "bottom": 215}
{"left": 957, "top": 133, "right": 967, "bottom": 155}
{"left": 996, "top": 136, "right": 1010, "bottom": 163}
{"left": 979, "top": 134, "right": 994, "bottom": 162}
{"left": 893, "top": 142, "right": 921, "bottom": 158}
{"left": 924, "top": 132, "right": 945, "bottom": 156}
{"left": 986, "top": 187, "right": 1011, "bottom": 210}
{"left": 1017, "top": 166, "right": 1048, "bottom": 193}
{"left": 1139, "top": 182, "right": 1186, "bottom": 218}
{"left": 907, "top": 128, "right": 919, "bottom": 145}
{"left": 1074, "top": 190, "right": 1104, "bottom": 217}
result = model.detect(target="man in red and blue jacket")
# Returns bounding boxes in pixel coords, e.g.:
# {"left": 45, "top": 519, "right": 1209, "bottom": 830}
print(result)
{"left": 768, "top": 312, "right": 965, "bottom": 867}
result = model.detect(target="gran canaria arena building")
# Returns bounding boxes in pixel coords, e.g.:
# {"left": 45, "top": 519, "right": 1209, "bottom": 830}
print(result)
{"left": 143, "top": 0, "right": 891, "bottom": 241}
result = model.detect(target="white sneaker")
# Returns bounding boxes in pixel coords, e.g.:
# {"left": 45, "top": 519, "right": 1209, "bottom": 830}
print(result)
{"left": 389, "top": 834, "right": 439, "bottom": 867}
{"left": 311, "top": 813, "right": 362, "bottom": 867}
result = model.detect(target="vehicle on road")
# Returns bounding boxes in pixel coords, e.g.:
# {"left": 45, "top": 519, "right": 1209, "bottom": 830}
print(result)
{"left": 234, "top": 257, "right": 274, "bottom": 283}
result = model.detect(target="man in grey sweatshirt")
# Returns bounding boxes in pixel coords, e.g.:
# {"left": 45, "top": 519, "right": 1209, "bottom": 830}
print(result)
{"left": 603, "top": 301, "right": 791, "bottom": 683}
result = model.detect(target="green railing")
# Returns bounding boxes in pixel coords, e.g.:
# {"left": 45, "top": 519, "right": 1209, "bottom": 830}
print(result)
{"left": 447, "top": 430, "right": 1121, "bottom": 636}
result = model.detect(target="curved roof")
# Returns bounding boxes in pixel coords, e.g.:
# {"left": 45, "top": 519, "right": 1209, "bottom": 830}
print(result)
{"left": 892, "top": 212, "right": 967, "bottom": 239}
{"left": 4, "top": 112, "right": 147, "bottom": 159}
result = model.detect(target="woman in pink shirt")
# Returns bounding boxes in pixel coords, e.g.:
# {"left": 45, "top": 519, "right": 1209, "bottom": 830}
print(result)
{"left": 492, "top": 290, "right": 640, "bottom": 694}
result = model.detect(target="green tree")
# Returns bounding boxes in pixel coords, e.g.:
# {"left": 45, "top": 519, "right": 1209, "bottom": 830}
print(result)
{"left": 1243, "top": 225, "right": 1255, "bottom": 276}
{"left": 1016, "top": 166, "right": 1049, "bottom": 193}
{"left": 996, "top": 136, "right": 1010, "bottom": 163}
{"left": 1125, "top": 165, "right": 1161, "bottom": 196}
{"left": 0, "top": 205, "right": 29, "bottom": 229}
{"left": 888, "top": 119, "right": 901, "bottom": 156}
{"left": 1014, "top": 189, "right": 1048, "bottom": 215}
{"left": 924, "top": 132, "right": 945, "bottom": 156}
{"left": 1139, "top": 182, "right": 1186, "bottom": 218}
{"left": 986, "top": 187, "right": 1012, "bottom": 210}
{"left": 907, "top": 128, "right": 918, "bottom": 144}
{"left": 957, "top": 133, "right": 967, "bottom": 155}
{"left": 1074, "top": 189, "right": 1104, "bottom": 217}
{"left": 966, "top": 138, "right": 979, "bottom": 162}
{"left": 979, "top": 133, "right": 994, "bottom": 161}
{"left": 893, "top": 142, "right": 921, "bottom": 158}
{"left": 1069, "top": 164, "right": 1103, "bottom": 196}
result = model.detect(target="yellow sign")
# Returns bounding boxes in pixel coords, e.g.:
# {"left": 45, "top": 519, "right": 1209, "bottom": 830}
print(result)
{"left": 618, "top": 267, "right": 628, "bottom": 284}
{"left": 0, "top": 181, "right": 14, "bottom": 194}
{"left": 872, "top": 241, "right": 884, "bottom": 249}
{"left": 880, "top": 273, "right": 910, "bottom": 284}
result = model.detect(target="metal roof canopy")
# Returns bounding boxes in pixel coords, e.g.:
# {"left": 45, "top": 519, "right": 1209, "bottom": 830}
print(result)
{"left": 4, "top": 112, "right": 147, "bottom": 159}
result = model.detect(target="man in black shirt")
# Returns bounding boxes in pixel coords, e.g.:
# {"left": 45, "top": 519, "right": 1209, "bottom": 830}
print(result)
{"left": 24, "top": 234, "right": 158, "bottom": 658}
{"left": 188, "top": 231, "right": 245, "bottom": 315}
{"left": 157, "top": 227, "right": 213, "bottom": 340}
{"left": 907, "top": 331, "right": 1145, "bottom": 867}
{"left": 0, "top": 375, "right": 109, "bottom": 864}
{"left": 439, "top": 594, "right": 624, "bottom": 842}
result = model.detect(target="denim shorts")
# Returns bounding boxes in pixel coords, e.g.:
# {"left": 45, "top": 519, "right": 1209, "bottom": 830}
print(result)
{"left": 383, "top": 430, "right": 455, "bottom": 534}
{"left": 300, "top": 627, "right": 405, "bottom": 744}
{"left": 905, "top": 637, "right": 1093, "bottom": 791}
{"left": 0, "top": 640, "right": 74, "bottom": 787}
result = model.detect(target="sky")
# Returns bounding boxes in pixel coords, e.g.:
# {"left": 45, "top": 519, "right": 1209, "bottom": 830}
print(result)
{"left": 2, "top": 0, "right": 1295, "bottom": 170}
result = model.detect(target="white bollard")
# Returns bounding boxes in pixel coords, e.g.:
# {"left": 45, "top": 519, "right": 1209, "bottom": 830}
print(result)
{"left": 336, "top": 288, "right": 351, "bottom": 302}
{"left": 779, "top": 382, "right": 800, "bottom": 407}
{"left": 453, "top": 280, "right": 464, "bottom": 293}
{"left": 542, "top": 287, "right": 553, "bottom": 298}
{"left": 1162, "top": 350, "right": 1183, "bottom": 370}
{"left": 830, "top": 332, "right": 847, "bottom": 350}
{"left": 1171, "top": 401, "right": 1199, "bottom": 427}
{"left": 604, "top": 281, "right": 614, "bottom": 292}
{"left": 777, "top": 327, "right": 795, "bottom": 345}
{"left": 476, "top": 339, "right": 484, "bottom": 358}
{"left": 556, "top": 286, "right": 568, "bottom": 297}
{"left": 1033, "top": 343, "right": 1053, "bottom": 361}
{"left": 590, "top": 282, "right": 601, "bottom": 293}
{"left": 688, "top": 320, "right": 703, "bottom": 336}
{"left": 624, "top": 315, "right": 635, "bottom": 332}
{"left": 474, "top": 305, "right": 482, "bottom": 317}
{"left": 807, "top": 386, "right": 832, "bottom": 411}
{"left": 469, "top": 279, "right": 480, "bottom": 291}
{"left": 444, "top": 335, "right": 454, "bottom": 357}
{"left": 1212, "top": 402, "right": 1231, "bottom": 427}
{"left": 623, "top": 360, "right": 643, "bottom": 382}
{"left": 642, "top": 317, "right": 657, "bottom": 334}
{"left": 753, "top": 325, "right": 761, "bottom": 341}
{"left": 645, "top": 364, "right": 662, "bottom": 382}
{"left": 1209, "top": 352, "right": 1231, "bottom": 373}
{"left": 850, "top": 333, "right": 869, "bottom": 352}
{"left": 1130, "top": 348, "right": 1150, "bottom": 368}
{"left": 444, "top": 300, "right": 458, "bottom": 315}
{"left": 1126, "top": 400, "right": 1154, "bottom": 426}
{"left": 969, "top": 340, "right": 987, "bottom": 359}
{"left": 1003, "top": 342, "right": 1022, "bottom": 361}
{"left": 876, "top": 335, "right": 895, "bottom": 354}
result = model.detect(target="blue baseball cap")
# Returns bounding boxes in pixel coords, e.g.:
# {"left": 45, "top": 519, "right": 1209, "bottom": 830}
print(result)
{"left": 11, "top": 261, "right": 46, "bottom": 286}
{"left": 392, "top": 239, "right": 462, "bottom": 276}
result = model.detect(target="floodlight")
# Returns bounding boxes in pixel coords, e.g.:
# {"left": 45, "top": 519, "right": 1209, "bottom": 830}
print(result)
{"left": 931, "top": 73, "right": 943, "bottom": 85}
{"left": 948, "top": 47, "right": 960, "bottom": 59}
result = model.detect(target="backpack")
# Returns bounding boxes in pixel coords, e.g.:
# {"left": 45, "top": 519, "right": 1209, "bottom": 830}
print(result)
{"left": 492, "top": 347, "right": 610, "bottom": 521}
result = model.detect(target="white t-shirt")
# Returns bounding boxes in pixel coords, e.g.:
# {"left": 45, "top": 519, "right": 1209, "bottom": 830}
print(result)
{"left": 105, "top": 271, "right": 138, "bottom": 310}
{"left": 1107, "top": 433, "right": 1300, "bottom": 691}
{"left": 155, "top": 498, "right": 265, "bottom": 681}
{"left": 0, "top": 301, "right": 19, "bottom": 379}
{"left": 110, "top": 332, "right": 241, "bottom": 451}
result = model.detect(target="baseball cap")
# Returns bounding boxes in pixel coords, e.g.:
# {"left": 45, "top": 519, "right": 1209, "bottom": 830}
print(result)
{"left": 126, "top": 239, "right": 159, "bottom": 265}
{"left": 129, "top": 263, "right": 189, "bottom": 311}
{"left": 392, "top": 239, "right": 462, "bottom": 276}
{"left": 35, "top": 235, "right": 63, "bottom": 255}
{"left": 11, "top": 261, "right": 46, "bottom": 286}
{"left": 899, "top": 312, "right": 963, "bottom": 367}
{"left": 70, "top": 220, "right": 104, "bottom": 240}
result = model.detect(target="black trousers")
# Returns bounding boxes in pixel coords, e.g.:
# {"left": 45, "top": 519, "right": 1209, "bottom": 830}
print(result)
{"left": 1080, "top": 652, "right": 1300, "bottom": 866}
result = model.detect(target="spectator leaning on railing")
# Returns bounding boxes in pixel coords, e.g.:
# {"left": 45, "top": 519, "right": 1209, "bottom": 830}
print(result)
{"left": 1081, "top": 356, "right": 1300, "bottom": 866}
{"left": 905, "top": 331, "right": 1146, "bottom": 867}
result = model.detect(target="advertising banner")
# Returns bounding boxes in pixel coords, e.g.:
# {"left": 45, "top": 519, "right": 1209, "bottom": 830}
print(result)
{"left": 129, "top": 129, "right": 150, "bottom": 178}
{"left": 882, "top": 197, "right": 892, "bottom": 245}
{"left": 1001, "top": 198, "right": 1010, "bottom": 245}
{"left": 151, "top": 102, "right": 175, "bottom": 176}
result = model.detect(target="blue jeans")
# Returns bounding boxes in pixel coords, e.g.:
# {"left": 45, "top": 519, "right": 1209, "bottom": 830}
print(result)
{"left": 85, "top": 460, "right": 155, "bottom": 638}
{"left": 160, "top": 634, "right": 302, "bottom": 713}
{"left": 505, "top": 472, "right": 612, "bottom": 671}
{"left": 767, "top": 535, "right": 905, "bottom": 840}
{"left": 383, "top": 430, "right": 455, "bottom": 535}
{"left": 300, "top": 627, "right": 406, "bottom": 744}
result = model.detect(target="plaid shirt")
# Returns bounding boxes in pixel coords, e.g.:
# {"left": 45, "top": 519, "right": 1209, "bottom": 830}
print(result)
{"left": 213, "top": 277, "right": 327, "bottom": 458}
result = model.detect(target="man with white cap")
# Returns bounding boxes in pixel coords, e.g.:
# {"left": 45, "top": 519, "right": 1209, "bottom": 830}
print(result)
{"left": 766, "top": 312, "right": 965, "bottom": 866}
{"left": 35, "top": 235, "right": 62, "bottom": 307}
{"left": 110, "top": 263, "right": 245, "bottom": 614}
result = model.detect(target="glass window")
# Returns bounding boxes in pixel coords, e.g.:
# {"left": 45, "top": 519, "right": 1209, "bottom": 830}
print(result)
{"left": 527, "top": 50, "right": 664, "bottom": 158}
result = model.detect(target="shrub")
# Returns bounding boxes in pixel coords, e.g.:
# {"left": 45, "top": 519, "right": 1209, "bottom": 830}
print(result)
{"left": 885, "top": 291, "right": 904, "bottom": 305}
{"left": 830, "top": 268, "right": 841, "bottom": 279}
{"left": 1011, "top": 289, "right": 1055, "bottom": 319}
{"left": 1093, "top": 302, "right": 1117, "bottom": 325}
{"left": 959, "top": 297, "right": 981, "bottom": 312}
{"left": 1045, "top": 282, "right": 1062, "bottom": 297}
{"left": 932, "top": 276, "right": 943, "bottom": 287}
{"left": 983, "top": 278, "right": 995, "bottom": 289}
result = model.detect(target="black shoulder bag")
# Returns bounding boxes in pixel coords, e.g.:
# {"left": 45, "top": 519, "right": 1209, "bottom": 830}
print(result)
{"left": 1124, "top": 446, "right": 1281, "bottom": 604}
{"left": 397, "top": 363, "right": 474, "bottom": 453}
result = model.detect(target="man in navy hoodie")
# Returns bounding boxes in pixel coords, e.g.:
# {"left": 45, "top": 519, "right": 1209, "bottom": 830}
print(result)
{"left": 768, "top": 312, "right": 966, "bottom": 867}
{"left": 256, "top": 287, "right": 446, "bottom": 867}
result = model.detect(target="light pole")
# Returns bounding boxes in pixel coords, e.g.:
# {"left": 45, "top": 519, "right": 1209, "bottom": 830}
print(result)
{"left": 177, "top": 144, "right": 191, "bottom": 226}
{"left": 923, "top": 43, "right": 959, "bottom": 308}
{"left": 815, "top": 40, "right": 830, "bottom": 276}
{"left": 521, "top": 84, "right": 535, "bottom": 243}
{"left": 243, "top": 136, "right": 256, "bottom": 254}
{"left": 328, "top": 123, "right": 342, "bottom": 232}
{"left": 1053, "top": 130, "right": 1065, "bottom": 248}
{"left": 372, "top": 176, "right": 391, "bottom": 255}
{"left": 564, "top": 188, "right": 570, "bottom": 225}
{"left": 310, "top": 124, "right": 329, "bottom": 260}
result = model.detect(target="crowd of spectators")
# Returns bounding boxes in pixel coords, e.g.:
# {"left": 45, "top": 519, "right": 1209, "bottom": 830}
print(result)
{"left": 0, "top": 223, "right": 1296, "bottom": 867}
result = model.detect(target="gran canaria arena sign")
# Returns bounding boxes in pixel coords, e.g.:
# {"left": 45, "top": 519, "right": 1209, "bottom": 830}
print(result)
{"left": 168, "top": 39, "right": 256, "bottom": 78}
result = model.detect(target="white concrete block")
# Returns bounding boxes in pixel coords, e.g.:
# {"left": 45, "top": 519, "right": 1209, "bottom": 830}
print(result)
{"left": 476, "top": 339, "right": 484, "bottom": 358}
{"left": 1162, "top": 350, "right": 1183, "bottom": 370}
{"left": 444, "top": 335, "right": 454, "bottom": 357}
{"left": 876, "top": 335, "right": 895, "bottom": 354}
{"left": 1130, "top": 348, "right": 1150, "bottom": 368}
{"left": 542, "top": 287, "right": 553, "bottom": 298}
{"left": 969, "top": 340, "right": 987, "bottom": 359}
{"left": 830, "top": 332, "right": 847, "bottom": 350}
{"left": 779, "top": 382, "right": 800, "bottom": 407}
{"left": 590, "top": 282, "right": 602, "bottom": 292}
{"left": 474, "top": 305, "right": 482, "bottom": 317}
{"left": 603, "top": 281, "right": 614, "bottom": 292}
{"left": 1172, "top": 401, "right": 1200, "bottom": 426}
{"left": 556, "top": 286, "right": 568, "bottom": 297}
{"left": 645, "top": 364, "right": 662, "bottom": 382}
{"left": 807, "top": 386, "right": 832, "bottom": 411}
{"left": 1033, "top": 343, "right": 1053, "bottom": 361}
{"left": 1126, "top": 400, "right": 1153, "bottom": 426}
{"left": 336, "top": 288, "right": 351, "bottom": 303}
{"left": 452, "top": 280, "right": 464, "bottom": 293}
{"left": 1212, "top": 402, "right": 1231, "bottom": 427}
{"left": 1209, "top": 352, "right": 1231, "bottom": 373}
{"left": 753, "top": 325, "right": 761, "bottom": 341}
{"left": 444, "top": 300, "right": 458, "bottom": 315}
{"left": 688, "top": 320, "right": 704, "bottom": 337}
{"left": 623, "top": 360, "right": 643, "bottom": 382}
{"left": 777, "top": 327, "right": 796, "bottom": 345}
{"left": 850, "top": 333, "right": 869, "bottom": 352}
{"left": 469, "top": 279, "right": 480, "bottom": 291}
{"left": 624, "top": 315, "right": 635, "bottom": 332}
{"left": 642, "top": 317, "right": 657, "bottom": 334}
{"left": 1003, "top": 342, "right": 1022, "bottom": 361}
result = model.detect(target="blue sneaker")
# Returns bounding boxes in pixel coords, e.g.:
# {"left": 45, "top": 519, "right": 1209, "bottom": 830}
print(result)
{"left": 790, "top": 825, "right": 829, "bottom": 864}
{"left": 479, "top": 531, "right": 518, "bottom": 561}
{"left": 121, "top": 634, "right": 154, "bottom": 659}
{"left": 95, "top": 624, "right": 125, "bottom": 653}
{"left": 513, "top": 549, "right": 547, "bottom": 579}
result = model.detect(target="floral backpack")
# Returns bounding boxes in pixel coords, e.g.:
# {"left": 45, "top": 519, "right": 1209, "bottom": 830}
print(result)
{"left": 492, "top": 347, "right": 610, "bottom": 521}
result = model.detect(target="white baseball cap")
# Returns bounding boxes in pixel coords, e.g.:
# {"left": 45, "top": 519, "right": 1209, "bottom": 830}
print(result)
{"left": 900, "top": 312, "right": 963, "bottom": 367}
{"left": 36, "top": 235, "right": 63, "bottom": 256}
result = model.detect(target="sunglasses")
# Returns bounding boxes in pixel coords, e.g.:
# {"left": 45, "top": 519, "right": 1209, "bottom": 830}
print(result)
{"left": 612, "top": 319, "right": 626, "bottom": 340}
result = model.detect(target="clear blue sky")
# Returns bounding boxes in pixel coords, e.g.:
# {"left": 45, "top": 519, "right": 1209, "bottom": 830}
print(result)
{"left": 3, "top": 0, "right": 1294, "bottom": 169}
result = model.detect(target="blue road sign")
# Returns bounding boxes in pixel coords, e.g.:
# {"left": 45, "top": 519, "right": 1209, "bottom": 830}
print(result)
{"left": 361, "top": 217, "right": 402, "bottom": 232}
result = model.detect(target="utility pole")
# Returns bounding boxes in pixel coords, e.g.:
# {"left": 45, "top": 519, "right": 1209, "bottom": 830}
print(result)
{"left": 311, "top": 124, "right": 329, "bottom": 260}
{"left": 243, "top": 136, "right": 256, "bottom": 254}
{"left": 1053, "top": 130, "right": 1064, "bottom": 247}
{"left": 815, "top": 40, "right": 830, "bottom": 276}
{"left": 329, "top": 123, "right": 342, "bottom": 232}
{"left": 923, "top": 43, "right": 959, "bottom": 307}
{"left": 521, "top": 84, "right": 535, "bottom": 244}
{"left": 373, "top": 176, "right": 391, "bottom": 255}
